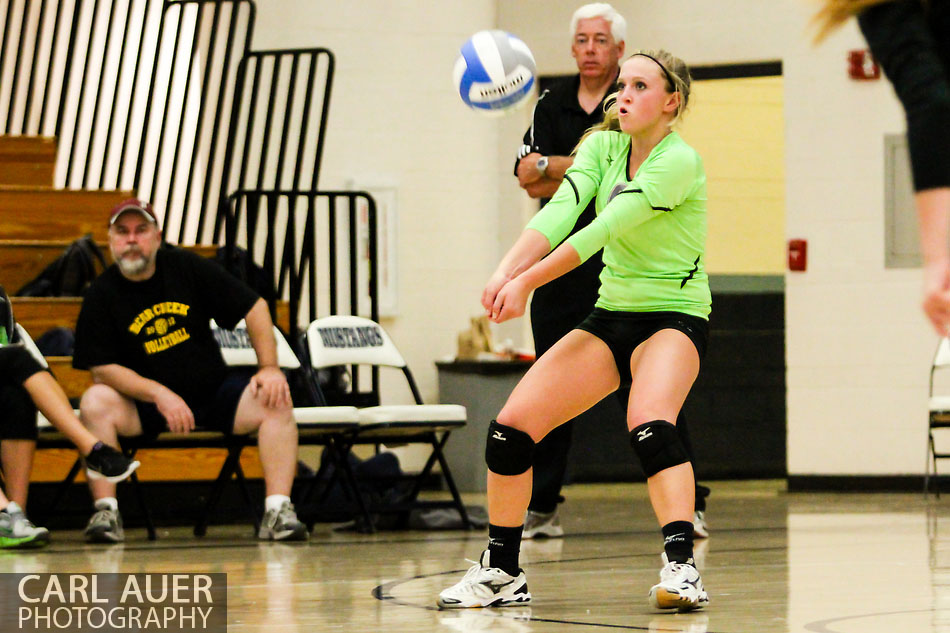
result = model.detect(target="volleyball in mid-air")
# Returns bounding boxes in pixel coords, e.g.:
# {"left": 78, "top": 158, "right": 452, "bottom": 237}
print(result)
{"left": 453, "top": 30, "right": 536, "bottom": 115}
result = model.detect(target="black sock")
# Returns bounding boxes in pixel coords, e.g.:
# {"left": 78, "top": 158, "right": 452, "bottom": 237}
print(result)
{"left": 662, "top": 520, "right": 694, "bottom": 564}
{"left": 487, "top": 524, "right": 523, "bottom": 576}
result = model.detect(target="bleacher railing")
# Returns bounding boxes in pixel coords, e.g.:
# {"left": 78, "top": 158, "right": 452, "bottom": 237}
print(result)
{"left": 214, "top": 47, "right": 334, "bottom": 244}
{"left": 0, "top": 0, "right": 255, "bottom": 243}
{"left": 226, "top": 189, "right": 379, "bottom": 340}
{"left": 1, "top": 0, "right": 358, "bottom": 336}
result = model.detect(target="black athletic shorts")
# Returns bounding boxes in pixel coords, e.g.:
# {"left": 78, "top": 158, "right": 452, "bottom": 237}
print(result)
{"left": 0, "top": 345, "right": 46, "bottom": 385}
{"left": 134, "top": 370, "right": 254, "bottom": 439}
{"left": 576, "top": 308, "right": 709, "bottom": 386}
{"left": 0, "top": 382, "right": 39, "bottom": 440}
{"left": 0, "top": 346, "right": 47, "bottom": 441}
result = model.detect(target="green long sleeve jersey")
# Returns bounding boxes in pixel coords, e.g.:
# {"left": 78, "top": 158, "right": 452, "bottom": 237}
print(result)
{"left": 526, "top": 130, "right": 711, "bottom": 319}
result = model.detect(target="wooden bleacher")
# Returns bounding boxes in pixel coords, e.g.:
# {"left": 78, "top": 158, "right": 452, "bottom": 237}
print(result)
{"left": 0, "top": 136, "right": 56, "bottom": 186}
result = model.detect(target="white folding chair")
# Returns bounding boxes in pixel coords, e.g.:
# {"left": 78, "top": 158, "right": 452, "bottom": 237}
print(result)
{"left": 212, "top": 319, "right": 361, "bottom": 426}
{"left": 304, "top": 315, "right": 471, "bottom": 529}
{"left": 210, "top": 319, "right": 367, "bottom": 528}
{"left": 927, "top": 337, "right": 950, "bottom": 495}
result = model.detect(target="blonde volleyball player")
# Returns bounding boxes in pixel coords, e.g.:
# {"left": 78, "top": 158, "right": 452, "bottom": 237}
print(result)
{"left": 439, "top": 50, "right": 710, "bottom": 612}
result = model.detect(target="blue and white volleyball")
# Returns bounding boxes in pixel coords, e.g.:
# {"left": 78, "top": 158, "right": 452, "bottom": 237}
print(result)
{"left": 453, "top": 30, "right": 536, "bottom": 115}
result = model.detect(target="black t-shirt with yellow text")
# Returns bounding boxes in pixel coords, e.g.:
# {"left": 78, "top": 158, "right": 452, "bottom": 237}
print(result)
{"left": 73, "top": 247, "right": 258, "bottom": 405}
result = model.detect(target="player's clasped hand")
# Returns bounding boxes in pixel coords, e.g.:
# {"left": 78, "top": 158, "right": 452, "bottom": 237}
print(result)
{"left": 489, "top": 278, "right": 529, "bottom": 324}
{"left": 482, "top": 271, "right": 511, "bottom": 317}
{"left": 251, "top": 366, "right": 291, "bottom": 409}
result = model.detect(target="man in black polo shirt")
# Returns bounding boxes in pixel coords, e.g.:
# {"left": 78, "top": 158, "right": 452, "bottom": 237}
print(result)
{"left": 513, "top": 3, "right": 710, "bottom": 540}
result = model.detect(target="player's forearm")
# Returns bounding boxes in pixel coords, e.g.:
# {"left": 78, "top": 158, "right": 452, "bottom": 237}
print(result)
{"left": 516, "top": 241, "right": 582, "bottom": 292}
{"left": 495, "top": 229, "right": 554, "bottom": 280}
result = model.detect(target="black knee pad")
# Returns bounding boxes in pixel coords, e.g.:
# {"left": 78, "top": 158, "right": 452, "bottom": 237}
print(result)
{"left": 485, "top": 420, "right": 535, "bottom": 476}
{"left": 629, "top": 420, "right": 690, "bottom": 477}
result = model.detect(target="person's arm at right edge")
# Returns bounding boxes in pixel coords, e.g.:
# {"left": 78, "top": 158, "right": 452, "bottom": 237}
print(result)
{"left": 917, "top": 189, "right": 950, "bottom": 334}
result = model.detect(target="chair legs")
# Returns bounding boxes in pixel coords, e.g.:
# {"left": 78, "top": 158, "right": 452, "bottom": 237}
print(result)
{"left": 44, "top": 451, "right": 159, "bottom": 540}
{"left": 194, "top": 443, "right": 258, "bottom": 537}
{"left": 45, "top": 455, "right": 83, "bottom": 521}
{"left": 295, "top": 435, "right": 375, "bottom": 532}
{"left": 129, "top": 471, "right": 157, "bottom": 541}
{"left": 928, "top": 431, "right": 941, "bottom": 498}
{"left": 345, "top": 430, "right": 472, "bottom": 532}
{"left": 432, "top": 433, "right": 472, "bottom": 530}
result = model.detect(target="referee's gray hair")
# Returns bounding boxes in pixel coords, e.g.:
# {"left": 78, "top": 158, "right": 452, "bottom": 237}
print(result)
{"left": 571, "top": 3, "right": 626, "bottom": 45}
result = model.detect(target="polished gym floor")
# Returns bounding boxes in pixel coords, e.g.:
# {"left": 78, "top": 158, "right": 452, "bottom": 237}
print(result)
{"left": 0, "top": 480, "right": 947, "bottom": 632}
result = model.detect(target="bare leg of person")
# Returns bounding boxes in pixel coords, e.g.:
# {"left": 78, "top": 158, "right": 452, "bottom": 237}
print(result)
{"left": 23, "top": 372, "right": 97, "bottom": 455}
{"left": 488, "top": 330, "right": 620, "bottom": 526}
{"left": 439, "top": 330, "right": 619, "bottom": 608}
{"left": 626, "top": 329, "right": 707, "bottom": 611}
{"left": 0, "top": 440, "right": 33, "bottom": 507}
{"left": 627, "top": 329, "right": 699, "bottom": 525}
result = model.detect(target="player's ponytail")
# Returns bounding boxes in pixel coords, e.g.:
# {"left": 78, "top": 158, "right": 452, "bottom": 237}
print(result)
{"left": 812, "top": 0, "right": 906, "bottom": 44}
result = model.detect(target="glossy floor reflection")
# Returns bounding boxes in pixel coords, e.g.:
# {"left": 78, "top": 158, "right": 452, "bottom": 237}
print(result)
{"left": 2, "top": 480, "right": 949, "bottom": 632}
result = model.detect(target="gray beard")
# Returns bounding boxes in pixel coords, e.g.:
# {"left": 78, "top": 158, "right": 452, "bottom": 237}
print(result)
{"left": 117, "top": 255, "right": 150, "bottom": 277}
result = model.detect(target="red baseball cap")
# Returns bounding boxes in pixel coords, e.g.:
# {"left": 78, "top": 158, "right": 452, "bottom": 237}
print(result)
{"left": 108, "top": 198, "right": 159, "bottom": 227}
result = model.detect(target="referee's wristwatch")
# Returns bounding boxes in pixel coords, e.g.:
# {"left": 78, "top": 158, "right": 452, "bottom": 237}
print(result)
{"left": 536, "top": 155, "right": 549, "bottom": 177}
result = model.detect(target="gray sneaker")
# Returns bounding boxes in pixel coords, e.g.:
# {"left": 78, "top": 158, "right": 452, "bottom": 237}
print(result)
{"left": 522, "top": 508, "right": 563, "bottom": 539}
{"left": 85, "top": 506, "right": 124, "bottom": 543}
{"left": 257, "top": 501, "right": 308, "bottom": 541}
{"left": 0, "top": 502, "right": 49, "bottom": 549}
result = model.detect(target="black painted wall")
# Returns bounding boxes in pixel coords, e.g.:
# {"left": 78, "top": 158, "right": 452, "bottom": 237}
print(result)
{"left": 569, "top": 291, "right": 787, "bottom": 482}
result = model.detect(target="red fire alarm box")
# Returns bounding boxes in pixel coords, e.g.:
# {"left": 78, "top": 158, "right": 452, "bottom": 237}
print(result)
{"left": 788, "top": 239, "right": 807, "bottom": 271}
{"left": 848, "top": 50, "right": 880, "bottom": 80}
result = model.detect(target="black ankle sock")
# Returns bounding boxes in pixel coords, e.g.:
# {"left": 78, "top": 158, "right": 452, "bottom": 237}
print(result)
{"left": 487, "top": 524, "right": 523, "bottom": 576}
{"left": 662, "top": 520, "right": 694, "bottom": 564}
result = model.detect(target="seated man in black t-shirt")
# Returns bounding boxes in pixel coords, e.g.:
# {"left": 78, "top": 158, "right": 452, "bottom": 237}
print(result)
{"left": 73, "top": 199, "right": 305, "bottom": 543}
